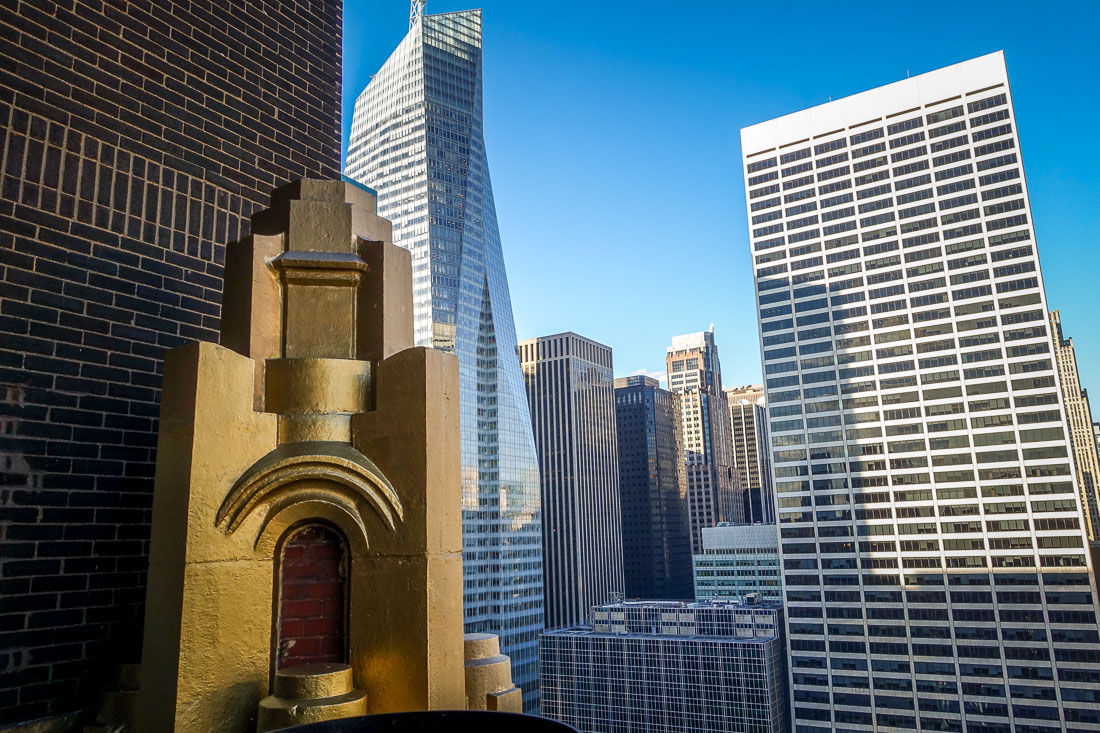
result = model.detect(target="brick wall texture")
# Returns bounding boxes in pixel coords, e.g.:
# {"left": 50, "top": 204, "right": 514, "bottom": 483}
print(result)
{"left": 0, "top": 0, "right": 342, "bottom": 723}
{"left": 277, "top": 525, "right": 347, "bottom": 670}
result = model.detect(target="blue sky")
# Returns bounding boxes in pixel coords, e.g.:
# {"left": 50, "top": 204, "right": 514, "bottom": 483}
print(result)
{"left": 343, "top": 1, "right": 1100, "bottom": 394}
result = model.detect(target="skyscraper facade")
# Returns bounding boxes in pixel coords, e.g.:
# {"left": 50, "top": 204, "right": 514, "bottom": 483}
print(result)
{"left": 613, "top": 375, "right": 692, "bottom": 600}
{"left": 0, "top": 0, "right": 341, "bottom": 723}
{"left": 540, "top": 600, "right": 788, "bottom": 733}
{"left": 519, "top": 333, "right": 624, "bottom": 629}
{"left": 345, "top": 9, "right": 543, "bottom": 704}
{"left": 693, "top": 523, "right": 782, "bottom": 602}
{"left": 726, "top": 384, "right": 776, "bottom": 524}
{"left": 742, "top": 52, "right": 1100, "bottom": 732}
{"left": 666, "top": 331, "right": 741, "bottom": 551}
{"left": 1051, "top": 310, "right": 1100, "bottom": 541}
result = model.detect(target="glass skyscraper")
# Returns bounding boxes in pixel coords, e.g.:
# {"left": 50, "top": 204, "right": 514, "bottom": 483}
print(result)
{"left": 345, "top": 8, "right": 543, "bottom": 707}
{"left": 742, "top": 52, "right": 1100, "bottom": 732}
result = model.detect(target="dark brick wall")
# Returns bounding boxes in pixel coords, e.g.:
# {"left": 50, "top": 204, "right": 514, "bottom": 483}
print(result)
{"left": 0, "top": 0, "right": 341, "bottom": 722}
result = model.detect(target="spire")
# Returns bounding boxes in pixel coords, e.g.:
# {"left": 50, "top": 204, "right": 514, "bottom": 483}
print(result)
{"left": 410, "top": 0, "right": 426, "bottom": 29}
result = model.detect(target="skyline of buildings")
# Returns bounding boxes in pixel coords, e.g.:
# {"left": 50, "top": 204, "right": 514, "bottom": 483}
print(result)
{"left": 519, "top": 332, "right": 624, "bottom": 630}
{"left": 614, "top": 375, "right": 693, "bottom": 600}
{"left": 666, "top": 330, "right": 742, "bottom": 552}
{"left": 344, "top": 9, "right": 544, "bottom": 704}
{"left": 5, "top": 0, "right": 1100, "bottom": 726}
{"left": 742, "top": 50, "right": 1100, "bottom": 732}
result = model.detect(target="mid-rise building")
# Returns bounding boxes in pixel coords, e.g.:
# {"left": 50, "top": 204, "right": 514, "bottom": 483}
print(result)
{"left": 666, "top": 330, "right": 741, "bottom": 551}
{"left": 693, "top": 523, "right": 782, "bottom": 602}
{"left": 519, "top": 333, "right": 624, "bottom": 629}
{"left": 0, "top": 0, "right": 341, "bottom": 723}
{"left": 726, "top": 384, "right": 776, "bottom": 523}
{"left": 540, "top": 600, "right": 788, "bottom": 733}
{"left": 742, "top": 51, "right": 1100, "bottom": 732}
{"left": 345, "top": 8, "right": 543, "bottom": 702}
{"left": 614, "top": 375, "right": 692, "bottom": 600}
{"left": 1051, "top": 310, "right": 1100, "bottom": 540}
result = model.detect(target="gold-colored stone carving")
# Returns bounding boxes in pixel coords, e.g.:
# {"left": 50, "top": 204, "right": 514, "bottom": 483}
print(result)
{"left": 256, "top": 664, "right": 367, "bottom": 732}
{"left": 134, "top": 180, "right": 477, "bottom": 732}
{"left": 463, "top": 634, "right": 523, "bottom": 713}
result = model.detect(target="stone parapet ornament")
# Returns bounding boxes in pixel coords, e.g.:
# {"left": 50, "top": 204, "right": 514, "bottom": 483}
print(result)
{"left": 133, "top": 180, "right": 486, "bottom": 732}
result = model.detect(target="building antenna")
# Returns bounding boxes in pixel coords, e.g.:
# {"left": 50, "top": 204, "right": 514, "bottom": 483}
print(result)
{"left": 410, "top": 0, "right": 426, "bottom": 29}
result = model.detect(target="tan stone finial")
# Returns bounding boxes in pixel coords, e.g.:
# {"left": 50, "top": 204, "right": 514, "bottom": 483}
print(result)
{"left": 135, "top": 181, "right": 469, "bottom": 732}
{"left": 463, "top": 633, "right": 523, "bottom": 713}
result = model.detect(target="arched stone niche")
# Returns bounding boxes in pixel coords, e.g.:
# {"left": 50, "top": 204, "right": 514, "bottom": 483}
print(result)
{"left": 273, "top": 523, "right": 348, "bottom": 671}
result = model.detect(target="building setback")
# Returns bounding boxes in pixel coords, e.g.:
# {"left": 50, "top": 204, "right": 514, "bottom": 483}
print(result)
{"left": 666, "top": 330, "right": 741, "bottom": 552}
{"left": 742, "top": 51, "right": 1100, "bottom": 732}
{"left": 614, "top": 375, "right": 692, "bottom": 600}
{"left": 0, "top": 0, "right": 341, "bottom": 724}
{"left": 1051, "top": 310, "right": 1100, "bottom": 540}
{"left": 344, "top": 9, "right": 543, "bottom": 703}
{"left": 540, "top": 600, "right": 788, "bottom": 733}
{"left": 725, "top": 384, "right": 775, "bottom": 524}
{"left": 519, "top": 333, "right": 623, "bottom": 629}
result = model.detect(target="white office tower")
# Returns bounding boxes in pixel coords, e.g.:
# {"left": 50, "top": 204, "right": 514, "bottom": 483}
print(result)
{"left": 345, "top": 8, "right": 543, "bottom": 706}
{"left": 741, "top": 51, "right": 1100, "bottom": 733}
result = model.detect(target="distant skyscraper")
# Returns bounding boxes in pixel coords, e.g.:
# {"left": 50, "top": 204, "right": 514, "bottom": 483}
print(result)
{"left": 345, "top": 8, "right": 543, "bottom": 704}
{"left": 519, "top": 333, "right": 624, "bottom": 629}
{"left": 742, "top": 51, "right": 1100, "bottom": 732}
{"left": 613, "top": 375, "right": 692, "bottom": 600}
{"left": 693, "top": 523, "right": 782, "bottom": 602}
{"left": 666, "top": 330, "right": 741, "bottom": 551}
{"left": 725, "top": 384, "right": 775, "bottom": 523}
{"left": 1051, "top": 310, "right": 1100, "bottom": 540}
{"left": 540, "top": 599, "right": 788, "bottom": 733}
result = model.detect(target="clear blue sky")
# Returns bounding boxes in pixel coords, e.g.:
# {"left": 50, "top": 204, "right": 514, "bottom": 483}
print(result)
{"left": 343, "top": 1, "right": 1100, "bottom": 395}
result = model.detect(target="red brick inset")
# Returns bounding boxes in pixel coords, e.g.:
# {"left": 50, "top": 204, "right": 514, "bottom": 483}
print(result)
{"left": 276, "top": 525, "right": 347, "bottom": 669}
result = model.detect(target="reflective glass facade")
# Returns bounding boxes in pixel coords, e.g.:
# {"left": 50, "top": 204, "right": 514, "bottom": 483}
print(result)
{"left": 345, "top": 9, "right": 542, "bottom": 706}
{"left": 614, "top": 375, "right": 693, "bottom": 600}
{"left": 741, "top": 52, "right": 1100, "bottom": 733}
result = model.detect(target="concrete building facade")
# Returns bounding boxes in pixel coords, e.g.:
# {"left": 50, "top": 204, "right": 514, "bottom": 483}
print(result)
{"left": 726, "top": 384, "right": 776, "bottom": 524}
{"left": 693, "top": 523, "right": 782, "bottom": 602}
{"left": 742, "top": 51, "right": 1100, "bottom": 733}
{"left": 519, "top": 333, "right": 623, "bottom": 629}
{"left": 666, "top": 330, "right": 740, "bottom": 552}
{"left": 1051, "top": 310, "right": 1100, "bottom": 541}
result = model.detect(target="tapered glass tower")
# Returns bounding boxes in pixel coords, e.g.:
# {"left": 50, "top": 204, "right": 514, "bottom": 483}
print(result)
{"left": 345, "top": 7, "right": 543, "bottom": 706}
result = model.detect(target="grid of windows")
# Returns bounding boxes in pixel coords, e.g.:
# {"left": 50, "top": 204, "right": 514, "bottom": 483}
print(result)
{"left": 694, "top": 524, "right": 782, "bottom": 602}
{"left": 520, "top": 335, "right": 625, "bottom": 630}
{"left": 667, "top": 332, "right": 741, "bottom": 551}
{"left": 741, "top": 52, "right": 1100, "bottom": 733}
{"left": 541, "top": 602, "right": 787, "bottom": 733}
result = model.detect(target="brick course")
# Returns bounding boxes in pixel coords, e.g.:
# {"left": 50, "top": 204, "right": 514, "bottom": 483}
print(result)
{"left": 277, "top": 525, "right": 347, "bottom": 669}
{"left": 0, "top": 0, "right": 341, "bottom": 722}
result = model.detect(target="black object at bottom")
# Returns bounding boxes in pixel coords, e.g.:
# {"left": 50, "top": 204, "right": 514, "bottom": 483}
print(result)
{"left": 280, "top": 710, "right": 579, "bottom": 732}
